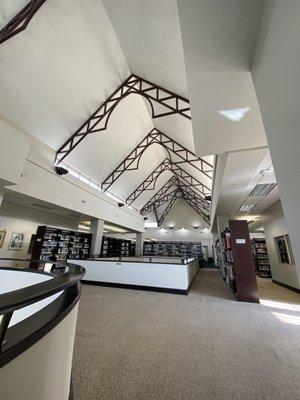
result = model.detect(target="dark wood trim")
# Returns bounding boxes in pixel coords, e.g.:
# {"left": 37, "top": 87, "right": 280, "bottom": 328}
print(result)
{"left": 0, "top": 263, "right": 85, "bottom": 314}
{"left": 85, "top": 257, "right": 194, "bottom": 266}
{"left": 0, "top": 284, "right": 80, "bottom": 368}
{"left": 82, "top": 280, "right": 188, "bottom": 295}
{"left": 272, "top": 279, "right": 300, "bottom": 294}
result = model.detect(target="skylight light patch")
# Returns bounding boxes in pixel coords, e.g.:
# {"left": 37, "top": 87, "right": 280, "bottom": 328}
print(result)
{"left": 219, "top": 107, "right": 250, "bottom": 122}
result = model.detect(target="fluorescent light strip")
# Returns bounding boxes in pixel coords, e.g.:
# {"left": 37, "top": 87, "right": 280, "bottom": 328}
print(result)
{"left": 239, "top": 204, "right": 255, "bottom": 212}
{"left": 249, "top": 183, "right": 277, "bottom": 197}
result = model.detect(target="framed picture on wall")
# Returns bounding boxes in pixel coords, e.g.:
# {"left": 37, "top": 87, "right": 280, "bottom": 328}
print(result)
{"left": 0, "top": 229, "right": 7, "bottom": 249}
{"left": 274, "top": 234, "right": 294, "bottom": 264}
{"left": 9, "top": 232, "right": 25, "bottom": 250}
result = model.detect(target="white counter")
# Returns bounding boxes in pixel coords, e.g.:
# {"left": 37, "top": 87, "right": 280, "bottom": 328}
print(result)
{"left": 74, "top": 258, "right": 199, "bottom": 294}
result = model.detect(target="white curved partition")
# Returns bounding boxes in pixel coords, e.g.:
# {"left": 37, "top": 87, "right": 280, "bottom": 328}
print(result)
{"left": 0, "top": 304, "right": 78, "bottom": 400}
{"left": 0, "top": 269, "right": 61, "bottom": 327}
{"left": 0, "top": 261, "right": 85, "bottom": 400}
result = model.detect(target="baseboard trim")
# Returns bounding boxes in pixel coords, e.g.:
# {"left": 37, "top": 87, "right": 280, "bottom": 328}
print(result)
{"left": 187, "top": 268, "right": 200, "bottom": 292}
{"left": 82, "top": 280, "right": 188, "bottom": 295}
{"left": 272, "top": 279, "right": 300, "bottom": 294}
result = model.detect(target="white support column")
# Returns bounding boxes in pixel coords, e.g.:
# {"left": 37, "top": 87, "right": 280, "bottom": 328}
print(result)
{"left": 0, "top": 192, "right": 4, "bottom": 208}
{"left": 90, "top": 219, "right": 104, "bottom": 257}
{"left": 252, "top": 1, "right": 300, "bottom": 288}
{"left": 135, "top": 232, "right": 144, "bottom": 257}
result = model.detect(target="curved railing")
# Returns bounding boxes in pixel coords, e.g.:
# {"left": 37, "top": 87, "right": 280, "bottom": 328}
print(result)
{"left": 0, "top": 259, "right": 85, "bottom": 368}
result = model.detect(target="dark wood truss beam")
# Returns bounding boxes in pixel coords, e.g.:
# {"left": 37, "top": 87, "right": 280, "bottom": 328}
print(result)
{"left": 0, "top": 0, "right": 47, "bottom": 45}
{"left": 126, "top": 158, "right": 170, "bottom": 205}
{"left": 140, "top": 177, "right": 177, "bottom": 215}
{"left": 179, "top": 188, "right": 210, "bottom": 224}
{"left": 55, "top": 75, "right": 191, "bottom": 164}
{"left": 101, "top": 128, "right": 213, "bottom": 192}
{"left": 141, "top": 175, "right": 209, "bottom": 216}
{"left": 141, "top": 176, "right": 210, "bottom": 225}
{"left": 157, "top": 190, "right": 180, "bottom": 226}
{"left": 126, "top": 158, "right": 211, "bottom": 206}
{"left": 152, "top": 185, "right": 210, "bottom": 226}
{"left": 143, "top": 187, "right": 181, "bottom": 216}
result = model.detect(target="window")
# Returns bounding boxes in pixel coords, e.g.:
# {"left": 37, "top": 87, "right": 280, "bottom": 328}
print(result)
{"left": 275, "top": 235, "right": 294, "bottom": 264}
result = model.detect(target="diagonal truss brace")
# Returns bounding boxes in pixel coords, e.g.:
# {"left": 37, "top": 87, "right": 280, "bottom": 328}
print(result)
{"left": 140, "top": 176, "right": 177, "bottom": 215}
{"left": 141, "top": 176, "right": 210, "bottom": 224}
{"left": 157, "top": 190, "right": 180, "bottom": 226}
{"left": 0, "top": 0, "right": 47, "bottom": 45}
{"left": 55, "top": 75, "right": 191, "bottom": 164}
{"left": 101, "top": 128, "right": 213, "bottom": 192}
{"left": 126, "top": 158, "right": 211, "bottom": 205}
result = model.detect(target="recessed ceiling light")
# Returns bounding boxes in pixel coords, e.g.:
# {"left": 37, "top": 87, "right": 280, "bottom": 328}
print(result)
{"left": 219, "top": 107, "right": 250, "bottom": 122}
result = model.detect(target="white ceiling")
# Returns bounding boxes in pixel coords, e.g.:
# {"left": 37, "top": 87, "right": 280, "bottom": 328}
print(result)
{"left": 103, "top": 0, "right": 188, "bottom": 97}
{"left": 0, "top": 0, "right": 130, "bottom": 149}
{"left": 0, "top": 0, "right": 30, "bottom": 30}
{"left": 0, "top": 0, "right": 275, "bottom": 229}
{"left": 177, "top": 0, "right": 267, "bottom": 157}
{"left": 211, "top": 147, "right": 279, "bottom": 231}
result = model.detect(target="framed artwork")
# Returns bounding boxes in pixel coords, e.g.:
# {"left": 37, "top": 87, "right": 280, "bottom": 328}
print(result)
{"left": 0, "top": 229, "right": 7, "bottom": 249}
{"left": 9, "top": 232, "right": 25, "bottom": 250}
{"left": 274, "top": 234, "right": 294, "bottom": 265}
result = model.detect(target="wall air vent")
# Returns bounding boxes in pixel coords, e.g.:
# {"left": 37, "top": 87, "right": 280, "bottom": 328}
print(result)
{"left": 239, "top": 204, "right": 255, "bottom": 212}
{"left": 249, "top": 183, "right": 277, "bottom": 197}
{"left": 30, "top": 203, "right": 55, "bottom": 211}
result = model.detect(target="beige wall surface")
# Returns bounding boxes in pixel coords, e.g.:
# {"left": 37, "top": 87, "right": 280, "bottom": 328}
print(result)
{"left": 262, "top": 200, "right": 299, "bottom": 289}
{"left": 0, "top": 201, "right": 79, "bottom": 264}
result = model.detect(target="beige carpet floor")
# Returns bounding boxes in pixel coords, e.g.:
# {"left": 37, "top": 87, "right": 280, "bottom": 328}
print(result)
{"left": 73, "top": 269, "right": 300, "bottom": 400}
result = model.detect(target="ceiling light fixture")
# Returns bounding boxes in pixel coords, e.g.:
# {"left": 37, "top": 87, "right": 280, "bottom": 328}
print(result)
{"left": 219, "top": 107, "right": 250, "bottom": 122}
{"left": 239, "top": 204, "right": 255, "bottom": 212}
{"left": 249, "top": 183, "right": 277, "bottom": 197}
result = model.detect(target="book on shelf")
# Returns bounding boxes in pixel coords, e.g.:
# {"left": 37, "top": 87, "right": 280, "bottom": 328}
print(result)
{"left": 215, "top": 221, "right": 259, "bottom": 303}
{"left": 30, "top": 225, "right": 92, "bottom": 264}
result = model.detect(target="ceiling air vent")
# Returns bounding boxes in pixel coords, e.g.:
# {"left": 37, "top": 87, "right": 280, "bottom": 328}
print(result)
{"left": 249, "top": 183, "right": 277, "bottom": 197}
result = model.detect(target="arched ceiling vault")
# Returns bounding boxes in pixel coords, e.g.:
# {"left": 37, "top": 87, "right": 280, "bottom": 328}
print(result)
{"left": 0, "top": 0, "right": 215, "bottom": 227}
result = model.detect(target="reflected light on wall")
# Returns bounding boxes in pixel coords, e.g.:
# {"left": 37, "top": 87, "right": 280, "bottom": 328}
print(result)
{"left": 219, "top": 107, "right": 250, "bottom": 122}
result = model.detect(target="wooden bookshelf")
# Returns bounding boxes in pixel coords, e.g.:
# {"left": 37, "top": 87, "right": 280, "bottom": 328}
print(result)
{"left": 100, "top": 236, "right": 135, "bottom": 257}
{"left": 30, "top": 226, "right": 92, "bottom": 265}
{"left": 251, "top": 238, "right": 272, "bottom": 278}
{"left": 143, "top": 241, "right": 203, "bottom": 259}
{"left": 218, "top": 220, "right": 259, "bottom": 303}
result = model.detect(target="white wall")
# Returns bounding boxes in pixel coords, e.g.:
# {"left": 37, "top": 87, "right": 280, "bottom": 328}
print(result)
{"left": 6, "top": 135, "right": 144, "bottom": 233}
{"left": 0, "top": 117, "right": 30, "bottom": 187}
{"left": 262, "top": 200, "right": 299, "bottom": 289}
{"left": 252, "top": 0, "right": 300, "bottom": 287}
{"left": 0, "top": 201, "right": 79, "bottom": 261}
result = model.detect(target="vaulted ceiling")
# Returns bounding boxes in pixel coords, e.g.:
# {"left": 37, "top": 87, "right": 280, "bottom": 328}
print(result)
{"left": 0, "top": 0, "right": 267, "bottom": 228}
